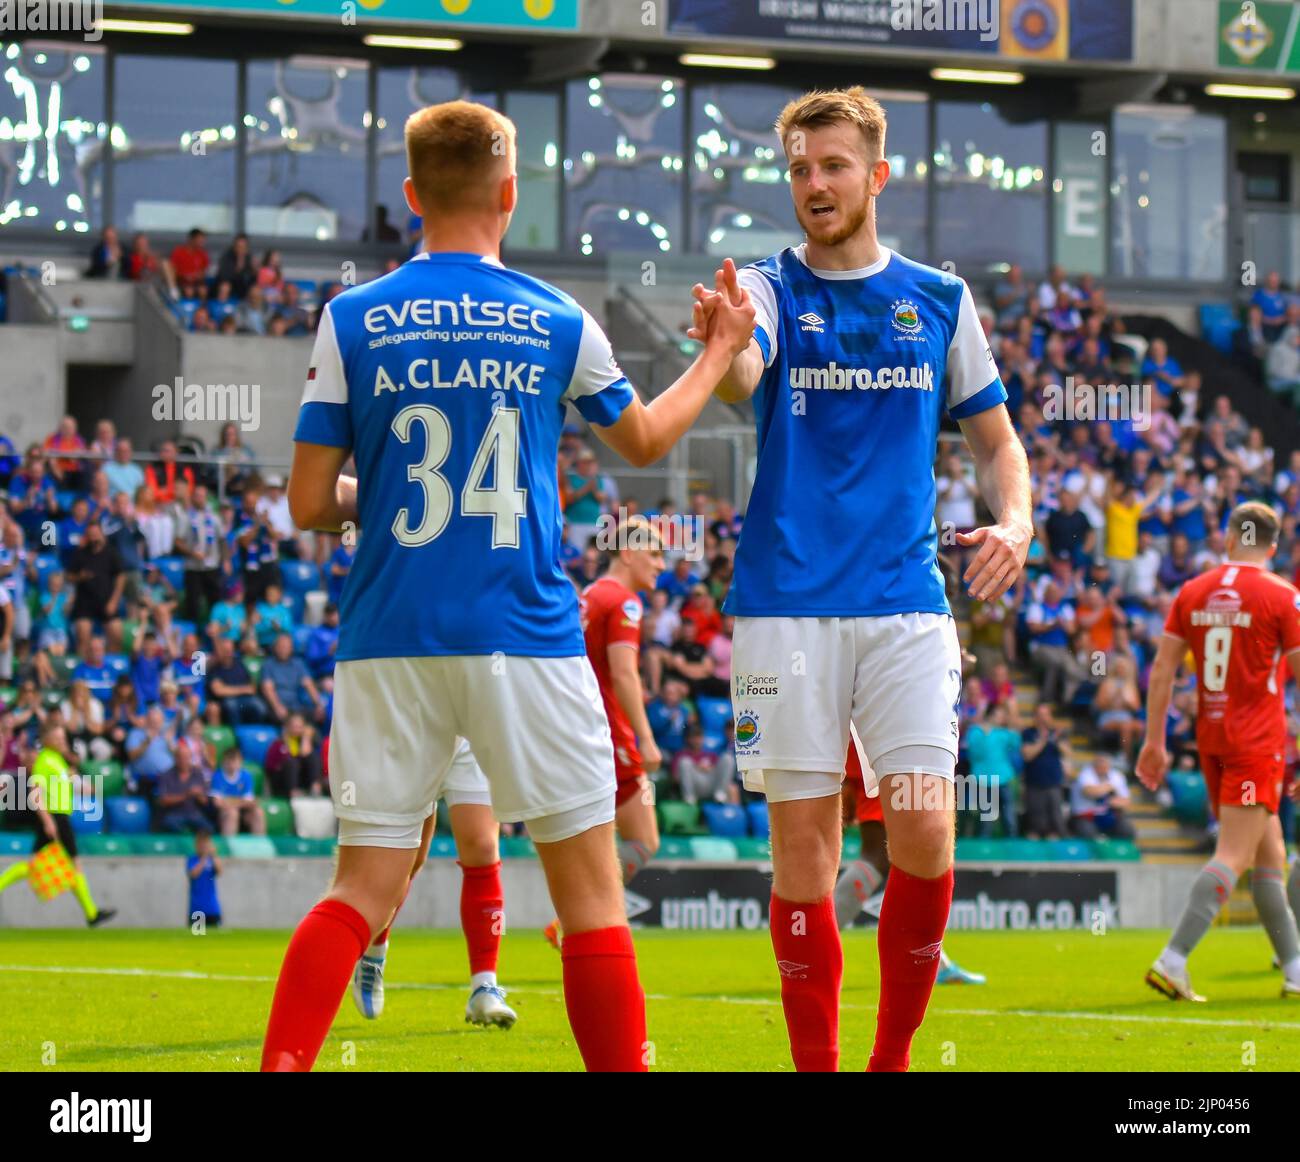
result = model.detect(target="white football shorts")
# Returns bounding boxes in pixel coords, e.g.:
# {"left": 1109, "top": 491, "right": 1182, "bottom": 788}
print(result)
{"left": 330, "top": 654, "right": 616, "bottom": 844}
{"left": 730, "top": 613, "right": 962, "bottom": 800}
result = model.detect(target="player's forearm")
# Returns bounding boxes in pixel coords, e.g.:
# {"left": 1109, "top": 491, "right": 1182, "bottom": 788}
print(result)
{"left": 713, "top": 342, "right": 764, "bottom": 405}
{"left": 636, "top": 346, "right": 736, "bottom": 465}
{"left": 972, "top": 435, "right": 1032, "bottom": 533}
{"left": 612, "top": 669, "right": 654, "bottom": 747}
{"left": 1143, "top": 663, "right": 1176, "bottom": 745}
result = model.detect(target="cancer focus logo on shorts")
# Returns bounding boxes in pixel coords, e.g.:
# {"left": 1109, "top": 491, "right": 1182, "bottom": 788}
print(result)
{"left": 733, "top": 673, "right": 779, "bottom": 701}
{"left": 735, "top": 712, "right": 762, "bottom": 752}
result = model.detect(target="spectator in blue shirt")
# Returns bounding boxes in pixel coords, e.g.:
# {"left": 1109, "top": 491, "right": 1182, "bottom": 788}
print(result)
{"left": 207, "top": 594, "right": 246, "bottom": 643}
{"left": 305, "top": 604, "right": 339, "bottom": 680}
{"left": 326, "top": 540, "right": 354, "bottom": 606}
{"left": 72, "top": 637, "right": 117, "bottom": 703}
{"left": 1139, "top": 337, "right": 1184, "bottom": 399}
{"left": 1026, "top": 583, "right": 1089, "bottom": 705}
{"left": 252, "top": 582, "right": 294, "bottom": 650}
{"left": 129, "top": 627, "right": 168, "bottom": 707}
{"left": 101, "top": 491, "right": 148, "bottom": 610}
{"left": 656, "top": 558, "right": 700, "bottom": 606}
{"left": 647, "top": 677, "right": 692, "bottom": 759}
{"left": 103, "top": 437, "right": 145, "bottom": 499}
{"left": 126, "top": 705, "right": 177, "bottom": 798}
{"left": 260, "top": 632, "right": 324, "bottom": 724}
{"left": 186, "top": 831, "right": 222, "bottom": 928}
{"left": 207, "top": 637, "right": 269, "bottom": 726}
{"left": 962, "top": 704, "right": 1023, "bottom": 838}
{"left": 58, "top": 496, "right": 94, "bottom": 568}
{"left": 210, "top": 745, "right": 265, "bottom": 836}
{"left": 1020, "top": 703, "right": 1069, "bottom": 839}
{"left": 1252, "top": 271, "right": 1290, "bottom": 341}
{"left": 154, "top": 742, "right": 216, "bottom": 833}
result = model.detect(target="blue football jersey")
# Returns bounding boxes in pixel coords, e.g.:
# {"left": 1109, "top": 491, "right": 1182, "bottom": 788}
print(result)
{"left": 728, "top": 245, "right": 1006, "bottom": 618}
{"left": 294, "top": 251, "right": 634, "bottom": 660}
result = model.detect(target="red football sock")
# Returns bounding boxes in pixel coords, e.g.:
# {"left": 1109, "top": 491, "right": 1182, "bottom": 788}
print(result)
{"left": 261, "top": 899, "right": 371, "bottom": 1072}
{"left": 560, "top": 926, "right": 647, "bottom": 1072}
{"left": 459, "top": 860, "right": 504, "bottom": 976}
{"left": 372, "top": 879, "right": 412, "bottom": 948}
{"left": 769, "top": 893, "right": 842, "bottom": 1072}
{"left": 869, "top": 864, "right": 954, "bottom": 1072}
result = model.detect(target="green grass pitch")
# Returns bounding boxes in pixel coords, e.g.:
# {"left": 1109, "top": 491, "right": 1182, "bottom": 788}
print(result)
{"left": 0, "top": 928, "right": 1296, "bottom": 1071}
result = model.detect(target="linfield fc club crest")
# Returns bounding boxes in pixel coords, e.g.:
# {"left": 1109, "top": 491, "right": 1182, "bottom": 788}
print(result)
{"left": 735, "top": 712, "right": 761, "bottom": 752}
{"left": 891, "top": 299, "right": 922, "bottom": 338}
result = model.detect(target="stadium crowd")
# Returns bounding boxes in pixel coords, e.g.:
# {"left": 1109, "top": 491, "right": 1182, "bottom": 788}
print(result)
{"left": 3, "top": 255, "right": 1298, "bottom": 855}
{"left": 0, "top": 416, "right": 349, "bottom": 840}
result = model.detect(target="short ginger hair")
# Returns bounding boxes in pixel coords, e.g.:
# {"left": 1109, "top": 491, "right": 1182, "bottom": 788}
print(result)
{"left": 405, "top": 100, "right": 516, "bottom": 215}
{"left": 775, "top": 86, "right": 887, "bottom": 163}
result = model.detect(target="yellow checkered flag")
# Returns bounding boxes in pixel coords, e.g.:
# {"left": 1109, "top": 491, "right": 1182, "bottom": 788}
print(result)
{"left": 29, "top": 842, "right": 77, "bottom": 902}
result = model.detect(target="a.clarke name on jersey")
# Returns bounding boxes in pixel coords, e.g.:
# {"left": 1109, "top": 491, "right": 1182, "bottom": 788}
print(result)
{"left": 363, "top": 296, "right": 552, "bottom": 335}
{"left": 788, "top": 362, "right": 935, "bottom": 392}
{"left": 373, "top": 359, "right": 545, "bottom": 396}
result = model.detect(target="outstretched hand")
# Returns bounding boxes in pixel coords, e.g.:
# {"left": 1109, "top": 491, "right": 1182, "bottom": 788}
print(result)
{"left": 687, "top": 258, "right": 754, "bottom": 357}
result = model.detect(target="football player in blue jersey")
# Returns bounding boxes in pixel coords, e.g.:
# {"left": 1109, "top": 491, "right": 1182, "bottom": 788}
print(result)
{"left": 694, "top": 87, "right": 1031, "bottom": 1072}
{"left": 261, "top": 99, "right": 755, "bottom": 1072}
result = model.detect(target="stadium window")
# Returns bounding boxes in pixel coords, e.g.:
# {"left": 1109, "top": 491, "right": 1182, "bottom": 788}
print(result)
{"left": 0, "top": 42, "right": 105, "bottom": 234}
{"left": 375, "top": 68, "right": 496, "bottom": 248}
{"left": 504, "top": 90, "right": 560, "bottom": 253}
{"left": 564, "top": 74, "right": 685, "bottom": 257}
{"left": 112, "top": 55, "right": 237, "bottom": 237}
{"left": 934, "top": 100, "right": 1048, "bottom": 275}
{"left": 244, "top": 56, "right": 369, "bottom": 242}
{"left": 1111, "top": 106, "right": 1227, "bottom": 282}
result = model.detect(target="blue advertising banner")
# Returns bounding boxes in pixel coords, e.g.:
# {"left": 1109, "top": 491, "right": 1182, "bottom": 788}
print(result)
{"left": 668, "top": 0, "right": 1132, "bottom": 63}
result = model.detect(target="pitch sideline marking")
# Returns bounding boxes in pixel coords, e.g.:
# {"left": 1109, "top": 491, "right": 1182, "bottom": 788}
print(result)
{"left": 1, "top": 963, "right": 1299, "bottom": 1031}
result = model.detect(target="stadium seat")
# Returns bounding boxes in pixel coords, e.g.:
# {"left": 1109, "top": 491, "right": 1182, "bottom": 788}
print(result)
{"left": 234, "top": 725, "right": 278, "bottom": 766}
{"left": 0, "top": 684, "right": 17, "bottom": 708}
{"left": 1199, "top": 302, "right": 1238, "bottom": 355}
{"left": 1167, "top": 770, "right": 1209, "bottom": 826}
{"left": 1000, "top": 838, "right": 1049, "bottom": 861}
{"left": 260, "top": 798, "right": 294, "bottom": 836}
{"left": 688, "top": 836, "right": 738, "bottom": 861}
{"left": 290, "top": 796, "right": 335, "bottom": 839}
{"left": 282, "top": 561, "right": 321, "bottom": 595}
{"left": 172, "top": 619, "right": 197, "bottom": 642}
{"left": 701, "top": 802, "right": 747, "bottom": 838}
{"left": 228, "top": 835, "right": 277, "bottom": 858}
{"left": 292, "top": 625, "right": 314, "bottom": 655}
{"left": 954, "top": 838, "right": 1002, "bottom": 861}
{"left": 154, "top": 557, "right": 186, "bottom": 593}
{"left": 244, "top": 657, "right": 264, "bottom": 684}
{"left": 83, "top": 760, "right": 126, "bottom": 798}
{"left": 840, "top": 833, "right": 862, "bottom": 860}
{"left": 695, "top": 696, "right": 732, "bottom": 737}
{"left": 130, "top": 834, "right": 191, "bottom": 856}
{"left": 500, "top": 835, "right": 536, "bottom": 858}
{"left": 246, "top": 762, "right": 265, "bottom": 796}
{"left": 1043, "top": 838, "right": 1092, "bottom": 862}
{"left": 658, "top": 799, "right": 707, "bottom": 836}
{"left": 427, "top": 836, "right": 458, "bottom": 859}
{"left": 0, "top": 833, "right": 33, "bottom": 855}
{"left": 745, "top": 801, "right": 770, "bottom": 839}
{"left": 272, "top": 836, "right": 334, "bottom": 857}
{"left": 1091, "top": 836, "right": 1141, "bottom": 861}
{"left": 77, "top": 835, "right": 131, "bottom": 856}
{"left": 69, "top": 804, "right": 104, "bottom": 835}
{"left": 104, "top": 796, "right": 151, "bottom": 835}
{"left": 733, "top": 836, "right": 771, "bottom": 860}
{"left": 203, "top": 725, "right": 236, "bottom": 761}
{"left": 104, "top": 654, "right": 131, "bottom": 678}
{"left": 656, "top": 836, "right": 693, "bottom": 859}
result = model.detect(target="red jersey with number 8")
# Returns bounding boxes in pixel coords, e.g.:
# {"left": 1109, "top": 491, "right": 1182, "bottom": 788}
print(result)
{"left": 1164, "top": 561, "right": 1300, "bottom": 757}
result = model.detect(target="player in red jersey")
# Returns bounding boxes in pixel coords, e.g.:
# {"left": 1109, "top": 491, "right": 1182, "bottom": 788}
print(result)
{"left": 1138, "top": 502, "right": 1300, "bottom": 1001}
{"left": 546, "top": 516, "right": 665, "bottom": 947}
{"left": 835, "top": 737, "right": 985, "bottom": 984}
